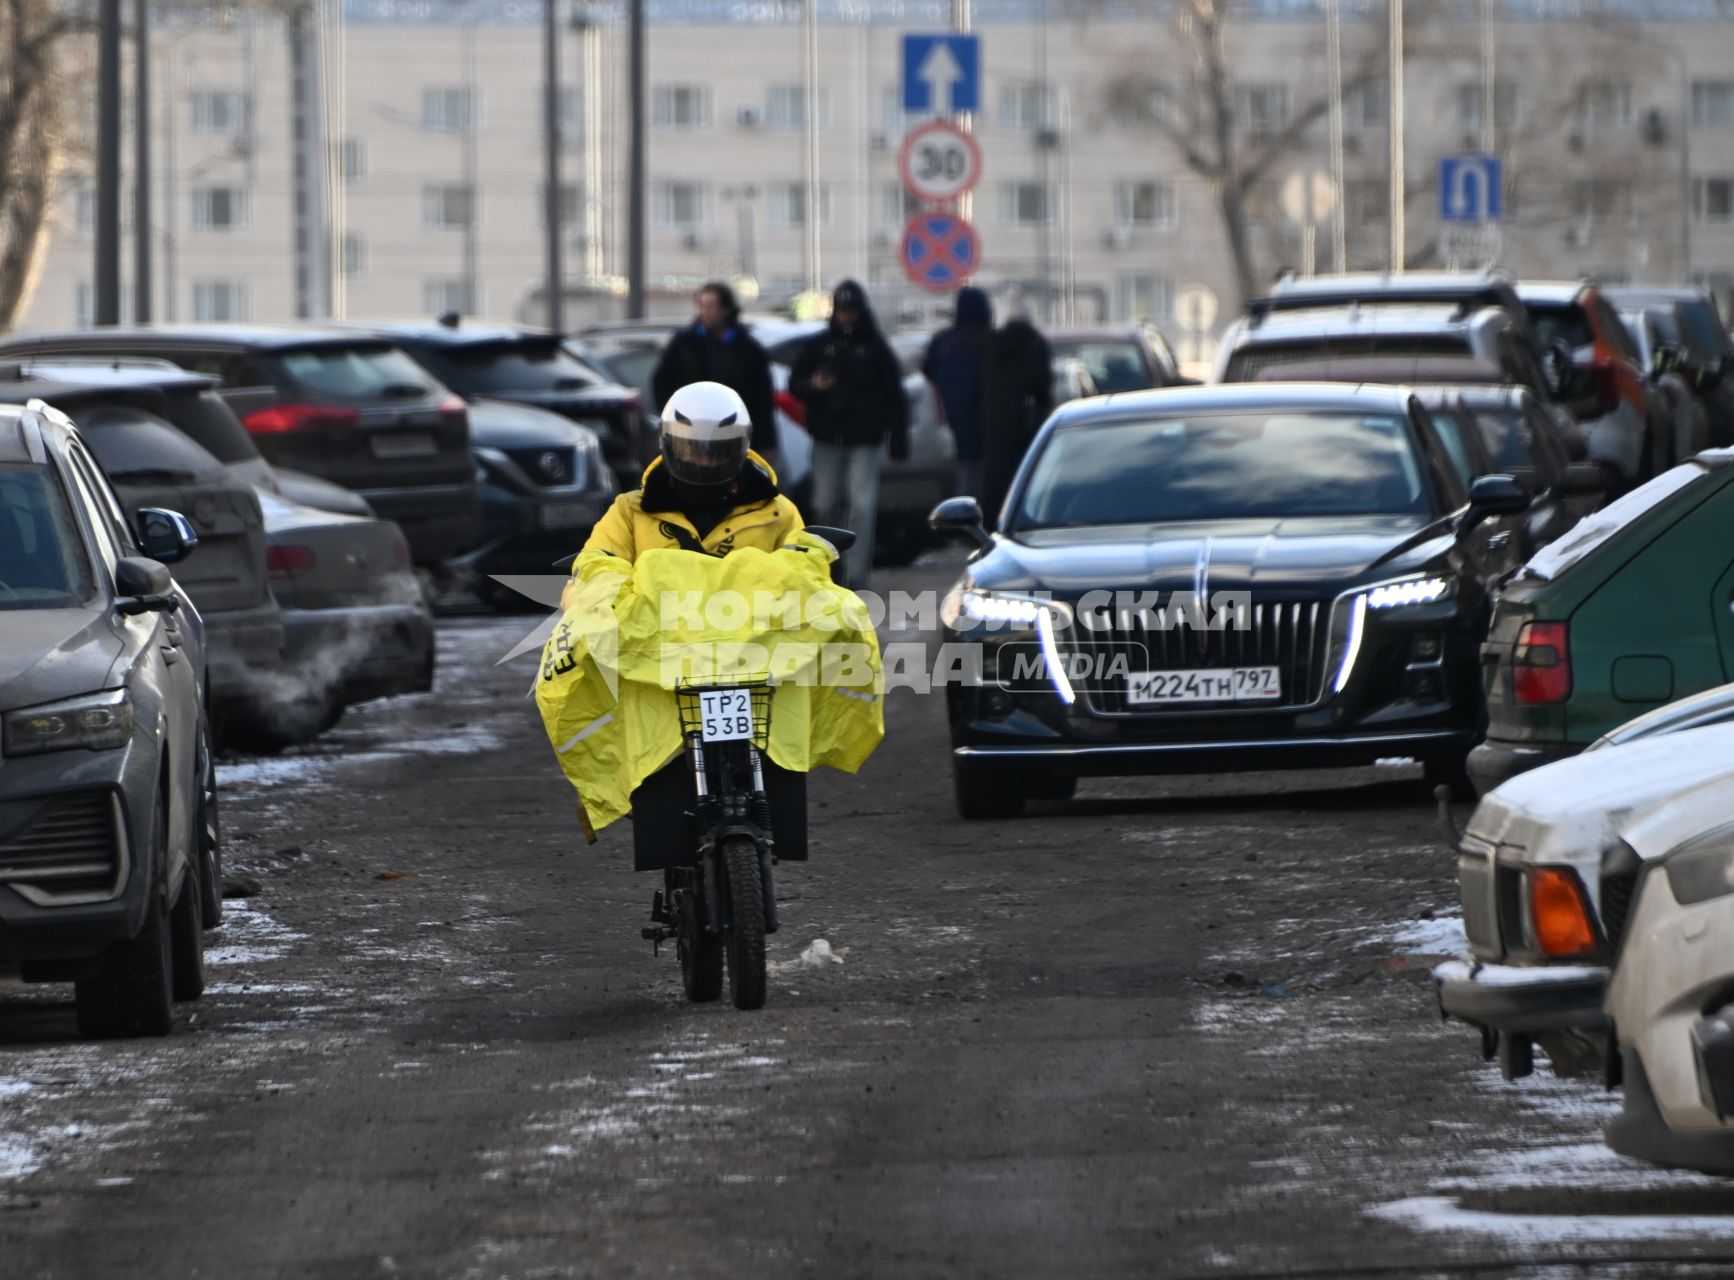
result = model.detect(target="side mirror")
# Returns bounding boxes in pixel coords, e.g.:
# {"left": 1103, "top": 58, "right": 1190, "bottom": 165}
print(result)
{"left": 1559, "top": 461, "right": 1609, "bottom": 496}
{"left": 136, "top": 507, "right": 198, "bottom": 564}
{"left": 928, "top": 496, "right": 991, "bottom": 551}
{"left": 114, "top": 556, "right": 178, "bottom": 615}
{"left": 1460, "top": 474, "right": 1530, "bottom": 534}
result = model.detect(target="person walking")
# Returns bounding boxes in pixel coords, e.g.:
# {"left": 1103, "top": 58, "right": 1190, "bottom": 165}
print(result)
{"left": 921, "top": 286, "right": 994, "bottom": 499}
{"left": 652, "top": 281, "right": 780, "bottom": 475}
{"left": 788, "top": 279, "right": 908, "bottom": 586}
{"left": 978, "top": 309, "right": 1055, "bottom": 529}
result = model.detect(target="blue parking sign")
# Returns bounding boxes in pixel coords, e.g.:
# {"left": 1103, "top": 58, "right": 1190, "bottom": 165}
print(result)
{"left": 902, "top": 34, "right": 981, "bottom": 116}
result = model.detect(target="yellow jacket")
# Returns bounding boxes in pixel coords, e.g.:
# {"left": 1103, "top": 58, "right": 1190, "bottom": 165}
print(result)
{"left": 584, "top": 452, "right": 803, "bottom": 562}
{"left": 537, "top": 529, "right": 884, "bottom": 837}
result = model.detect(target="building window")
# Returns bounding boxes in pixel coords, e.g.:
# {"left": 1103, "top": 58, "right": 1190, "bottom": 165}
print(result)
{"left": 1113, "top": 180, "right": 1176, "bottom": 231}
{"left": 74, "top": 281, "right": 135, "bottom": 327}
{"left": 1234, "top": 83, "right": 1290, "bottom": 138}
{"left": 342, "top": 232, "right": 368, "bottom": 280}
{"left": 652, "top": 180, "right": 710, "bottom": 231}
{"left": 1694, "top": 178, "right": 1734, "bottom": 225}
{"left": 1344, "top": 178, "right": 1387, "bottom": 227}
{"left": 768, "top": 182, "right": 831, "bottom": 231}
{"left": 998, "top": 81, "right": 1055, "bottom": 131}
{"left": 559, "top": 87, "right": 584, "bottom": 135}
{"left": 1115, "top": 274, "right": 1172, "bottom": 322}
{"left": 341, "top": 137, "right": 368, "bottom": 185}
{"left": 880, "top": 182, "right": 921, "bottom": 229}
{"left": 1345, "top": 82, "right": 1387, "bottom": 132}
{"left": 999, "top": 181, "right": 1053, "bottom": 229}
{"left": 766, "top": 85, "right": 830, "bottom": 132}
{"left": 652, "top": 85, "right": 712, "bottom": 130}
{"left": 421, "top": 183, "right": 475, "bottom": 231}
{"left": 421, "top": 277, "right": 477, "bottom": 315}
{"left": 1577, "top": 79, "right": 1632, "bottom": 131}
{"left": 73, "top": 183, "right": 94, "bottom": 235}
{"left": 1572, "top": 179, "right": 1631, "bottom": 237}
{"left": 879, "top": 86, "right": 918, "bottom": 136}
{"left": 191, "top": 186, "right": 249, "bottom": 232}
{"left": 1454, "top": 82, "right": 1519, "bottom": 136}
{"left": 191, "top": 280, "right": 251, "bottom": 322}
{"left": 190, "top": 90, "right": 251, "bottom": 137}
{"left": 1693, "top": 81, "right": 1734, "bottom": 129}
{"left": 421, "top": 86, "right": 475, "bottom": 134}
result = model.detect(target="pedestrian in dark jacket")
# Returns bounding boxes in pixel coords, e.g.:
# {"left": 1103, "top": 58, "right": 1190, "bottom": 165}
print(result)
{"left": 788, "top": 279, "right": 909, "bottom": 585}
{"left": 921, "top": 286, "right": 993, "bottom": 499}
{"left": 652, "top": 281, "right": 779, "bottom": 469}
{"left": 979, "top": 315, "right": 1056, "bottom": 529}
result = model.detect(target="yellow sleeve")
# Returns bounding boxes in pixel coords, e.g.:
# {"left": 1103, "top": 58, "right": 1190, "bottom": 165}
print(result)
{"left": 773, "top": 494, "right": 805, "bottom": 540}
{"left": 582, "top": 493, "right": 637, "bottom": 562}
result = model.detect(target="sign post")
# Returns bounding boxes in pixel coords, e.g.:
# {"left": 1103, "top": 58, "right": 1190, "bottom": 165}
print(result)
{"left": 901, "top": 34, "right": 980, "bottom": 115}
{"left": 896, "top": 32, "right": 985, "bottom": 297}
{"left": 899, "top": 120, "right": 982, "bottom": 205}
{"left": 901, "top": 211, "right": 981, "bottom": 292}
{"left": 1438, "top": 153, "right": 1503, "bottom": 269}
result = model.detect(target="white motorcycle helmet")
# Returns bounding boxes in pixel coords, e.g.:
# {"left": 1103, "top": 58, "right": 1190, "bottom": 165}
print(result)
{"left": 659, "top": 381, "right": 752, "bottom": 488}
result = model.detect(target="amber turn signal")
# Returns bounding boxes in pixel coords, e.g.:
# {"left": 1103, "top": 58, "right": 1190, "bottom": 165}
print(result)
{"left": 1529, "top": 867, "right": 1597, "bottom": 959}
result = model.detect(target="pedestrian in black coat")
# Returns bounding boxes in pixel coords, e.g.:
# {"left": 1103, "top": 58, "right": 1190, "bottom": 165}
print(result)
{"left": 979, "top": 316, "right": 1056, "bottom": 529}
{"left": 652, "top": 281, "right": 779, "bottom": 468}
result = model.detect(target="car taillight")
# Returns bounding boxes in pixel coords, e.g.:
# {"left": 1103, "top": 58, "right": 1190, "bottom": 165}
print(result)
{"left": 266, "top": 545, "right": 317, "bottom": 578}
{"left": 1512, "top": 620, "right": 1571, "bottom": 705}
{"left": 436, "top": 393, "right": 467, "bottom": 424}
{"left": 774, "top": 389, "right": 806, "bottom": 428}
{"left": 243, "top": 403, "right": 360, "bottom": 434}
{"left": 1527, "top": 867, "right": 1597, "bottom": 958}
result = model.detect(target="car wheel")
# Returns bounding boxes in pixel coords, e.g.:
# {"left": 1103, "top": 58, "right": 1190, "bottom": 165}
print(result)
{"left": 74, "top": 797, "right": 174, "bottom": 1039}
{"left": 169, "top": 864, "right": 206, "bottom": 1003}
{"left": 1424, "top": 754, "right": 1476, "bottom": 801}
{"left": 195, "top": 724, "right": 222, "bottom": 929}
{"left": 954, "top": 761, "right": 1026, "bottom": 820}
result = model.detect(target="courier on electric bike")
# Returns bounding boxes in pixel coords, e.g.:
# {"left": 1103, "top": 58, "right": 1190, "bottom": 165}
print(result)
{"left": 536, "top": 383, "right": 884, "bottom": 1009}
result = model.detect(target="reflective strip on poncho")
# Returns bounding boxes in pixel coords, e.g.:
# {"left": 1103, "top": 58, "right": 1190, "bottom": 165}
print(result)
{"left": 535, "top": 530, "right": 885, "bottom": 833}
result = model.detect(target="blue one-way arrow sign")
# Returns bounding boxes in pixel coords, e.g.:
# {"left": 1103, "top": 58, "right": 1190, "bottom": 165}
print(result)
{"left": 902, "top": 34, "right": 980, "bottom": 115}
{"left": 1439, "top": 154, "right": 1503, "bottom": 223}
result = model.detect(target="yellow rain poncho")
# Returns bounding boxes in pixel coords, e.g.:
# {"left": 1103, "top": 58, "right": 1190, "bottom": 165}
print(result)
{"left": 535, "top": 530, "right": 884, "bottom": 836}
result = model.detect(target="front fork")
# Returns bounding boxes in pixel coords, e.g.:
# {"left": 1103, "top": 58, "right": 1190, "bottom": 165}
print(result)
{"left": 686, "top": 736, "right": 779, "bottom": 936}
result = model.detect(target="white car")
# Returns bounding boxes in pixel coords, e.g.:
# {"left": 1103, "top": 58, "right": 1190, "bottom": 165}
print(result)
{"left": 1604, "top": 781, "right": 1734, "bottom": 1173}
{"left": 1435, "top": 719, "right": 1734, "bottom": 1079}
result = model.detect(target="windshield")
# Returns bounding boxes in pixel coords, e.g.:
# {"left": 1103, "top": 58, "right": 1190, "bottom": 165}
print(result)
{"left": 1472, "top": 407, "right": 1535, "bottom": 472}
{"left": 275, "top": 344, "right": 440, "bottom": 399}
{"left": 1423, "top": 406, "right": 1477, "bottom": 486}
{"left": 73, "top": 404, "right": 227, "bottom": 481}
{"left": 1224, "top": 336, "right": 1468, "bottom": 382}
{"left": 164, "top": 390, "right": 263, "bottom": 464}
{"left": 1527, "top": 304, "right": 1594, "bottom": 352}
{"left": 430, "top": 339, "right": 606, "bottom": 394}
{"left": 1677, "top": 300, "right": 1729, "bottom": 363}
{"left": 1049, "top": 341, "right": 1151, "bottom": 393}
{"left": 0, "top": 463, "right": 95, "bottom": 609}
{"left": 1014, "top": 411, "right": 1432, "bottom": 530}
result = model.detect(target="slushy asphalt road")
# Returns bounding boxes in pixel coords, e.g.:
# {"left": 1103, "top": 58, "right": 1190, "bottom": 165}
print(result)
{"left": 6, "top": 556, "right": 1734, "bottom": 1279}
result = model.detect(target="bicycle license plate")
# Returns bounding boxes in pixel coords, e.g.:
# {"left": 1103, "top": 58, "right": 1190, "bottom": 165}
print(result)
{"left": 698, "top": 689, "right": 754, "bottom": 742}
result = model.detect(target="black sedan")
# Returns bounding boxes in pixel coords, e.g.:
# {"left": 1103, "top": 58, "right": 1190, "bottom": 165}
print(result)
{"left": 930, "top": 383, "right": 1528, "bottom": 818}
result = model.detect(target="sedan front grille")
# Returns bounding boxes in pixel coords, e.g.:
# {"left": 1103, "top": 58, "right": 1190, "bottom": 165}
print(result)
{"left": 0, "top": 793, "right": 123, "bottom": 898}
{"left": 1070, "top": 598, "right": 1329, "bottom": 714}
{"left": 505, "top": 446, "right": 581, "bottom": 489}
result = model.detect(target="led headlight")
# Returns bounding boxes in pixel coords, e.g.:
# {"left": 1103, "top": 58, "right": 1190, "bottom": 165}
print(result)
{"left": 3, "top": 689, "right": 134, "bottom": 756}
{"left": 952, "top": 588, "right": 1073, "bottom": 632}
{"left": 1666, "top": 824, "right": 1734, "bottom": 906}
{"left": 1365, "top": 576, "right": 1455, "bottom": 611}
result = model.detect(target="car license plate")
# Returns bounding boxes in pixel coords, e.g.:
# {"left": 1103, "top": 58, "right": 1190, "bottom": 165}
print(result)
{"left": 1126, "top": 667, "right": 1282, "bottom": 705}
{"left": 369, "top": 432, "right": 437, "bottom": 459}
{"left": 698, "top": 689, "right": 754, "bottom": 742}
{"left": 538, "top": 501, "right": 590, "bottom": 530}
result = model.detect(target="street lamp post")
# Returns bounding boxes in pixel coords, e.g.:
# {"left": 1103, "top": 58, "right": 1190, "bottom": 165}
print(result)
{"left": 95, "top": 0, "right": 122, "bottom": 325}
{"left": 543, "top": 0, "right": 564, "bottom": 330}
{"left": 1388, "top": 0, "right": 1405, "bottom": 272}
{"left": 134, "top": 0, "right": 152, "bottom": 321}
{"left": 626, "top": 0, "right": 646, "bottom": 319}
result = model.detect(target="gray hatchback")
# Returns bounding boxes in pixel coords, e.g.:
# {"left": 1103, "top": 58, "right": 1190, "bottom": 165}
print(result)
{"left": 0, "top": 402, "right": 217, "bottom": 1037}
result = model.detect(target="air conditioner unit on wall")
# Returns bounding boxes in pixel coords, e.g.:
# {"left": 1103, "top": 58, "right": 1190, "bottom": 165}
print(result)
{"left": 683, "top": 230, "right": 717, "bottom": 252}
{"left": 1104, "top": 226, "right": 1132, "bottom": 251}
{"left": 736, "top": 105, "right": 762, "bottom": 129}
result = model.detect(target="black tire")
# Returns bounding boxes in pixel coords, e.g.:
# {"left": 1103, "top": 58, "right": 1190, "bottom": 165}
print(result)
{"left": 677, "top": 872, "right": 724, "bottom": 1004}
{"left": 75, "top": 798, "right": 174, "bottom": 1039}
{"left": 169, "top": 866, "right": 205, "bottom": 1003}
{"left": 195, "top": 724, "right": 222, "bottom": 929}
{"left": 721, "top": 837, "right": 767, "bottom": 1011}
{"left": 1424, "top": 754, "right": 1476, "bottom": 802}
{"left": 953, "top": 763, "right": 1026, "bottom": 820}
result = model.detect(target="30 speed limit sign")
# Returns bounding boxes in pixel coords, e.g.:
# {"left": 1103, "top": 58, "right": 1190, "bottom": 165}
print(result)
{"left": 899, "top": 120, "right": 983, "bottom": 204}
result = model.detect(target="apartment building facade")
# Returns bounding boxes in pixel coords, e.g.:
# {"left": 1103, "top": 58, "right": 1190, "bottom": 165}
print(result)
{"left": 29, "top": 0, "right": 1734, "bottom": 353}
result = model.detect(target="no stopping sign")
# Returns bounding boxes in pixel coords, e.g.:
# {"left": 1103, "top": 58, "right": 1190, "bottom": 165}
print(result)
{"left": 899, "top": 120, "right": 983, "bottom": 204}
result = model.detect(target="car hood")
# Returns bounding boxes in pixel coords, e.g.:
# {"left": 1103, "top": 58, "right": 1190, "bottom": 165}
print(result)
{"left": 978, "top": 515, "right": 1447, "bottom": 594}
{"left": 1466, "top": 723, "right": 1734, "bottom": 891}
{"left": 0, "top": 607, "right": 126, "bottom": 713}
{"left": 467, "top": 397, "right": 598, "bottom": 449}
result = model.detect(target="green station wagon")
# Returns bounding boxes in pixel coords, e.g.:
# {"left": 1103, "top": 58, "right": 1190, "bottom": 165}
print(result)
{"left": 1470, "top": 449, "right": 1734, "bottom": 794}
